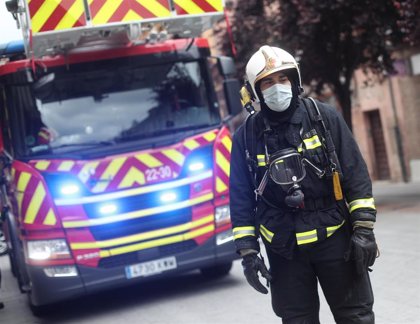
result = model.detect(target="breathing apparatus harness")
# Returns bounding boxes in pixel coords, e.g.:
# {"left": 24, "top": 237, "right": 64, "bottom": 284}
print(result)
{"left": 241, "top": 95, "right": 343, "bottom": 209}
{"left": 302, "top": 98, "right": 343, "bottom": 200}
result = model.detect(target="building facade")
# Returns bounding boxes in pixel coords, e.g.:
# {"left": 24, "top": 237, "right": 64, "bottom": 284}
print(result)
{"left": 351, "top": 48, "right": 420, "bottom": 182}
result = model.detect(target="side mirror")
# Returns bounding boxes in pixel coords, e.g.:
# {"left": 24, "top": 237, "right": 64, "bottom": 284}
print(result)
{"left": 217, "top": 56, "right": 237, "bottom": 79}
{"left": 216, "top": 56, "right": 242, "bottom": 117}
{"left": 5, "top": 0, "right": 18, "bottom": 14}
{"left": 223, "top": 79, "right": 242, "bottom": 117}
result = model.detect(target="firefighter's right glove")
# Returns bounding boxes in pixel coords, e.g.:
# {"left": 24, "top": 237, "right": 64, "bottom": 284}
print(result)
{"left": 345, "top": 227, "right": 377, "bottom": 276}
{"left": 241, "top": 253, "right": 272, "bottom": 294}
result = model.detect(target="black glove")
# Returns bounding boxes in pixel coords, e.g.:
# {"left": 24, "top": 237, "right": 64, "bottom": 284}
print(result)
{"left": 241, "top": 253, "right": 272, "bottom": 294}
{"left": 345, "top": 227, "right": 377, "bottom": 276}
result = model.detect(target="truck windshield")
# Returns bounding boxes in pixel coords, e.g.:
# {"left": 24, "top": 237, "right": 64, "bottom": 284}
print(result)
{"left": 25, "top": 60, "right": 219, "bottom": 155}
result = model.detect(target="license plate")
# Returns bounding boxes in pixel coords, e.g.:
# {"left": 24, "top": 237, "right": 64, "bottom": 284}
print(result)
{"left": 125, "top": 256, "right": 177, "bottom": 279}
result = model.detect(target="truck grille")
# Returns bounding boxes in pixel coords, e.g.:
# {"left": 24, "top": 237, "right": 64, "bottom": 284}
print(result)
{"left": 84, "top": 182, "right": 192, "bottom": 241}
{"left": 83, "top": 184, "right": 190, "bottom": 218}
{"left": 84, "top": 181, "right": 203, "bottom": 268}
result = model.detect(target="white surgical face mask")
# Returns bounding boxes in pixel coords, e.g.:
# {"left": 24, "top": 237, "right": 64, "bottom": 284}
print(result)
{"left": 262, "top": 83, "right": 293, "bottom": 112}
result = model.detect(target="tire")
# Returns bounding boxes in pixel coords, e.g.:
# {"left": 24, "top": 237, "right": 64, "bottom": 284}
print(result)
{"left": 28, "top": 285, "right": 55, "bottom": 317}
{"left": 8, "top": 251, "right": 17, "bottom": 277}
{"left": 200, "top": 261, "right": 233, "bottom": 279}
{"left": 29, "top": 300, "right": 50, "bottom": 317}
{"left": 5, "top": 213, "right": 29, "bottom": 292}
{"left": 2, "top": 218, "right": 17, "bottom": 276}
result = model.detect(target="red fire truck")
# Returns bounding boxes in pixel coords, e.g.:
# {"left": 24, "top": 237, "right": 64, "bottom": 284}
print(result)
{"left": 0, "top": 0, "right": 242, "bottom": 314}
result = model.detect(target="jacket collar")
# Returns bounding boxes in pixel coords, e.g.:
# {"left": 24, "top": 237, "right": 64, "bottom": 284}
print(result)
{"left": 255, "top": 98, "right": 305, "bottom": 139}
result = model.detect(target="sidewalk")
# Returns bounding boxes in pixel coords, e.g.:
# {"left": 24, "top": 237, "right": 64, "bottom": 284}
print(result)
{"left": 368, "top": 180, "right": 420, "bottom": 323}
{"left": 373, "top": 180, "right": 420, "bottom": 211}
{"left": 373, "top": 180, "right": 420, "bottom": 197}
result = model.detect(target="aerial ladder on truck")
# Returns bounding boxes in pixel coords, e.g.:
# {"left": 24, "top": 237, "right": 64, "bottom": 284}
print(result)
{"left": 5, "top": 0, "right": 226, "bottom": 57}
{"left": 1, "top": 0, "right": 243, "bottom": 315}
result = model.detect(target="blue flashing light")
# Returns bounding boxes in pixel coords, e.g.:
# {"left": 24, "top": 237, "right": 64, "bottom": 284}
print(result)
{"left": 59, "top": 183, "right": 81, "bottom": 196}
{"left": 160, "top": 192, "right": 177, "bottom": 203}
{"left": 188, "top": 161, "right": 205, "bottom": 172}
{"left": 0, "top": 40, "right": 24, "bottom": 58}
{"left": 99, "top": 203, "right": 118, "bottom": 215}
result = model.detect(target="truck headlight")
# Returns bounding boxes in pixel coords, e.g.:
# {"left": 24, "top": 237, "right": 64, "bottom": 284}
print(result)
{"left": 215, "top": 205, "right": 230, "bottom": 226}
{"left": 27, "top": 239, "right": 71, "bottom": 260}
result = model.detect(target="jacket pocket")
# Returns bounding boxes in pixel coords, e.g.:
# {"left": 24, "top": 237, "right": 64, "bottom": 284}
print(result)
{"left": 257, "top": 205, "right": 296, "bottom": 258}
{"left": 295, "top": 206, "right": 346, "bottom": 244}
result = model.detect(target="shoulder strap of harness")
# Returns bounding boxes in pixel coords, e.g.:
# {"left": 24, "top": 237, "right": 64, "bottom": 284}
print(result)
{"left": 243, "top": 113, "right": 258, "bottom": 190}
{"left": 301, "top": 97, "right": 342, "bottom": 176}
{"left": 243, "top": 112, "right": 284, "bottom": 209}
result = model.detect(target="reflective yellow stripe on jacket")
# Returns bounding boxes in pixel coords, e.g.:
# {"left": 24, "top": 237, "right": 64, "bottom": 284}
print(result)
{"left": 233, "top": 226, "right": 256, "bottom": 240}
{"left": 348, "top": 198, "right": 376, "bottom": 213}
{"left": 259, "top": 225, "right": 274, "bottom": 243}
{"left": 256, "top": 135, "right": 321, "bottom": 167}
{"left": 296, "top": 221, "right": 345, "bottom": 245}
{"left": 303, "top": 135, "right": 322, "bottom": 150}
{"left": 257, "top": 155, "right": 265, "bottom": 167}
{"left": 296, "top": 229, "right": 318, "bottom": 245}
{"left": 258, "top": 221, "right": 346, "bottom": 246}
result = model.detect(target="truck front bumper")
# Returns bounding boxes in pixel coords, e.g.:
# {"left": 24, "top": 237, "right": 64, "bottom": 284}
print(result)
{"left": 27, "top": 235, "right": 238, "bottom": 306}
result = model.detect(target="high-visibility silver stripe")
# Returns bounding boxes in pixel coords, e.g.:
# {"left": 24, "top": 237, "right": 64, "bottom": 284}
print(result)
{"left": 348, "top": 198, "right": 376, "bottom": 213}
{"left": 296, "top": 230, "right": 318, "bottom": 245}
{"left": 233, "top": 227, "right": 256, "bottom": 239}
{"left": 326, "top": 220, "right": 345, "bottom": 237}
{"left": 257, "top": 155, "right": 266, "bottom": 166}
{"left": 232, "top": 226, "right": 255, "bottom": 233}
{"left": 303, "top": 135, "right": 322, "bottom": 150}
{"left": 259, "top": 225, "right": 274, "bottom": 243}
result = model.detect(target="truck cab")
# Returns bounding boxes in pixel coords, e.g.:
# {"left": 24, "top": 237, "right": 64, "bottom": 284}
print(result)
{"left": 0, "top": 0, "right": 243, "bottom": 314}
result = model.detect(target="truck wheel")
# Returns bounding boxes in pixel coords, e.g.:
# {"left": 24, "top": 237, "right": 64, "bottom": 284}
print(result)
{"left": 6, "top": 213, "right": 29, "bottom": 292}
{"left": 200, "top": 262, "right": 232, "bottom": 279}
{"left": 29, "top": 298, "right": 50, "bottom": 317}
{"left": 4, "top": 214, "right": 17, "bottom": 276}
{"left": 8, "top": 251, "right": 17, "bottom": 277}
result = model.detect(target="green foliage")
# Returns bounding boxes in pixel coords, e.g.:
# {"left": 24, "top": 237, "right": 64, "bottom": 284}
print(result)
{"left": 222, "top": 0, "right": 419, "bottom": 127}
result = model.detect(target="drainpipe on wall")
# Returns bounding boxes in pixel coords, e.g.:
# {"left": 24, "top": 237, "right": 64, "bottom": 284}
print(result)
{"left": 388, "top": 77, "right": 409, "bottom": 182}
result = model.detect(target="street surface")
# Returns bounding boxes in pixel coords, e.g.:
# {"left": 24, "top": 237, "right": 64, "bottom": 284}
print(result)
{"left": 0, "top": 181, "right": 419, "bottom": 324}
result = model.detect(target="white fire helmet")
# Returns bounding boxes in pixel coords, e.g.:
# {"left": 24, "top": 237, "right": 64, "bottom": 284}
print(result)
{"left": 245, "top": 45, "right": 302, "bottom": 101}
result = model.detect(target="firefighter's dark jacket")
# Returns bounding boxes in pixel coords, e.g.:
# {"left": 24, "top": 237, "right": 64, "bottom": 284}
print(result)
{"left": 230, "top": 98, "right": 376, "bottom": 258}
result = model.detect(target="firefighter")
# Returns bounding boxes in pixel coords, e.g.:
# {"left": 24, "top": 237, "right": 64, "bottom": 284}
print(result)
{"left": 230, "top": 45, "right": 378, "bottom": 324}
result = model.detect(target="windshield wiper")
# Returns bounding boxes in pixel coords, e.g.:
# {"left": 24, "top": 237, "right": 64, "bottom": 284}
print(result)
{"left": 51, "top": 141, "right": 115, "bottom": 149}
{"left": 118, "top": 124, "right": 214, "bottom": 143}
{"left": 29, "top": 141, "right": 115, "bottom": 155}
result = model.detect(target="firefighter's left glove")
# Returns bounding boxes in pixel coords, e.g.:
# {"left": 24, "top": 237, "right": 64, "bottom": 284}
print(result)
{"left": 345, "top": 227, "right": 377, "bottom": 276}
{"left": 241, "top": 253, "right": 272, "bottom": 294}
